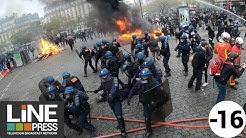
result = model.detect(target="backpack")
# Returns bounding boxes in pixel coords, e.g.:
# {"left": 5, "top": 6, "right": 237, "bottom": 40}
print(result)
{"left": 209, "top": 58, "right": 224, "bottom": 76}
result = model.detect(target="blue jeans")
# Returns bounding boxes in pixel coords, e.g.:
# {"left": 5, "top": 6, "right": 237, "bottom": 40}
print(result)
{"left": 216, "top": 82, "right": 227, "bottom": 103}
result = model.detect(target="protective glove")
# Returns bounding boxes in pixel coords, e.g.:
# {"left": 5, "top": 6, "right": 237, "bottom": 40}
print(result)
{"left": 107, "top": 94, "right": 114, "bottom": 102}
{"left": 127, "top": 98, "right": 131, "bottom": 106}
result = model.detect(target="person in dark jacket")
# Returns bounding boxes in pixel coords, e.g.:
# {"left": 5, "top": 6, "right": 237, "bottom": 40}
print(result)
{"left": 175, "top": 34, "right": 191, "bottom": 76}
{"left": 127, "top": 68, "right": 164, "bottom": 138}
{"left": 201, "top": 41, "right": 213, "bottom": 87}
{"left": 94, "top": 69, "right": 127, "bottom": 137}
{"left": 206, "top": 26, "right": 215, "bottom": 48}
{"left": 188, "top": 43, "right": 206, "bottom": 91}
{"left": 160, "top": 36, "right": 171, "bottom": 77}
{"left": 64, "top": 87, "right": 96, "bottom": 135}
{"left": 79, "top": 46, "right": 97, "bottom": 77}
{"left": 215, "top": 52, "right": 246, "bottom": 103}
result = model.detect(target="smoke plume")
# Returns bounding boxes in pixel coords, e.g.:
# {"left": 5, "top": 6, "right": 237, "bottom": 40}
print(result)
{"left": 86, "top": 0, "right": 152, "bottom": 33}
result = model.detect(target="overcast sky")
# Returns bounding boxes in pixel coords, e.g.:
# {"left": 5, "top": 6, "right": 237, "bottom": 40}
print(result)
{"left": 0, "top": 0, "right": 45, "bottom": 18}
{"left": 0, "top": 0, "right": 135, "bottom": 18}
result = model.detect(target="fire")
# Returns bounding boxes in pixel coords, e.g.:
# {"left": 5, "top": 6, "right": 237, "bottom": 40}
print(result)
{"left": 118, "top": 29, "right": 143, "bottom": 43}
{"left": 39, "top": 38, "right": 63, "bottom": 56}
{"left": 151, "top": 28, "right": 163, "bottom": 39}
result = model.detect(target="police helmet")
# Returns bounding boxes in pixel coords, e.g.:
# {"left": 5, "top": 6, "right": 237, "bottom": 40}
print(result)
{"left": 64, "top": 86, "right": 75, "bottom": 94}
{"left": 132, "top": 35, "right": 136, "bottom": 39}
{"left": 82, "top": 45, "right": 86, "bottom": 49}
{"left": 62, "top": 71, "right": 70, "bottom": 79}
{"left": 137, "top": 38, "right": 143, "bottom": 42}
{"left": 143, "top": 57, "right": 154, "bottom": 68}
{"left": 105, "top": 51, "right": 113, "bottom": 58}
{"left": 108, "top": 42, "right": 113, "bottom": 47}
{"left": 227, "top": 52, "right": 239, "bottom": 62}
{"left": 112, "top": 38, "right": 117, "bottom": 42}
{"left": 180, "top": 34, "right": 188, "bottom": 39}
{"left": 101, "top": 40, "right": 108, "bottom": 44}
{"left": 139, "top": 68, "right": 152, "bottom": 79}
{"left": 46, "top": 76, "right": 55, "bottom": 84}
{"left": 99, "top": 68, "right": 110, "bottom": 77}
{"left": 135, "top": 43, "right": 143, "bottom": 49}
{"left": 144, "top": 31, "right": 148, "bottom": 35}
{"left": 121, "top": 64, "right": 127, "bottom": 73}
{"left": 96, "top": 42, "right": 102, "bottom": 47}
{"left": 93, "top": 44, "right": 98, "bottom": 49}
{"left": 47, "top": 85, "right": 57, "bottom": 93}
{"left": 159, "top": 36, "right": 167, "bottom": 42}
{"left": 135, "top": 52, "right": 145, "bottom": 60}
{"left": 124, "top": 53, "right": 131, "bottom": 61}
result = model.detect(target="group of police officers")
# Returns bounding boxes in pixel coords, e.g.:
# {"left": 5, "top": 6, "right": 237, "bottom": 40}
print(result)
{"left": 39, "top": 30, "right": 171, "bottom": 138}
{"left": 38, "top": 17, "right": 245, "bottom": 137}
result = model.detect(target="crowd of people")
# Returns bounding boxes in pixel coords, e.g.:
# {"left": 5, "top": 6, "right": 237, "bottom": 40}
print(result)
{"left": 35, "top": 7, "right": 246, "bottom": 138}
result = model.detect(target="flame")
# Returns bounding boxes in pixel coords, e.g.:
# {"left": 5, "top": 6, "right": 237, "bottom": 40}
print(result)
{"left": 118, "top": 30, "right": 143, "bottom": 43}
{"left": 39, "top": 38, "right": 63, "bottom": 56}
{"left": 151, "top": 28, "right": 163, "bottom": 39}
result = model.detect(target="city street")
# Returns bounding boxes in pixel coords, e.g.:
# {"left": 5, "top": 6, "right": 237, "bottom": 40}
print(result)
{"left": 0, "top": 27, "right": 246, "bottom": 138}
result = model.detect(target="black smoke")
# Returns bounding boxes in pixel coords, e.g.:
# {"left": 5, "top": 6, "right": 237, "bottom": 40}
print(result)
{"left": 86, "top": 0, "right": 151, "bottom": 33}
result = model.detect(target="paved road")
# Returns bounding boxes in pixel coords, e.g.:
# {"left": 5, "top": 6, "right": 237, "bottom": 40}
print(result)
{"left": 0, "top": 27, "right": 246, "bottom": 138}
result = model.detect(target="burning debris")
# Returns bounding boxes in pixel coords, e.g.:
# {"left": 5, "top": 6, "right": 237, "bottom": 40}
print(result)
{"left": 86, "top": 0, "right": 163, "bottom": 43}
{"left": 37, "top": 38, "right": 63, "bottom": 60}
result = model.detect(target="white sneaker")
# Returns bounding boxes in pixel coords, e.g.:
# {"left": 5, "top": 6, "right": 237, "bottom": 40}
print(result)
{"left": 202, "top": 82, "right": 208, "bottom": 87}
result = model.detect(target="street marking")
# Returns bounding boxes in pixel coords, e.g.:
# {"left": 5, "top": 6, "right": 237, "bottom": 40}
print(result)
{"left": 2, "top": 67, "right": 24, "bottom": 92}
{"left": 0, "top": 93, "right": 5, "bottom": 100}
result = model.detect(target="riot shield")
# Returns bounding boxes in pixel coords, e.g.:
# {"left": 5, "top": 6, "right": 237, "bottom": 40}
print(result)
{"left": 39, "top": 78, "right": 48, "bottom": 94}
{"left": 38, "top": 93, "right": 49, "bottom": 102}
{"left": 148, "top": 79, "right": 173, "bottom": 122}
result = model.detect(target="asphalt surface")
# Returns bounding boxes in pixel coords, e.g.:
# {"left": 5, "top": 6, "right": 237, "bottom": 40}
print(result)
{"left": 0, "top": 27, "right": 246, "bottom": 138}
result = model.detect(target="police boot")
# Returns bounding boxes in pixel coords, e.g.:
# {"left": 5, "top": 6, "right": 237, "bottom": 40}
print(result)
{"left": 84, "top": 69, "right": 88, "bottom": 77}
{"left": 144, "top": 118, "right": 152, "bottom": 138}
{"left": 117, "top": 116, "right": 127, "bottom": 138}
{"left": 230, "top": 85, "right": 238, "bottom": 90}
{"left": 164, "top": 72, "right": 171, "bottom": 77}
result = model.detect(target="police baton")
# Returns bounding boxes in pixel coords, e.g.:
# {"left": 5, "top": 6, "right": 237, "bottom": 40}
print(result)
{"left": 75, "top": 49, "right": 85, "bottom": 64}
{"left": 85, "top": 91, "right": 96, "bottom": 93}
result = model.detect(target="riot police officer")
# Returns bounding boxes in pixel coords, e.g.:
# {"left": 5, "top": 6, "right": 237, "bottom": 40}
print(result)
{"left": 46, "top": 85, "right": 64, "bottom": 101}
{"left": 39, "top": 76, "right": 63, "bottom": 101}
{"left": 79, "top": 46, "right": 97, "bottom": 77}
{"left": 135, "top": 43, "right": 145, "bottom": 55}
{"left": 175, "top": 34, "right": 191, "bottom": 76}
{"left": 160, "top": 36, "right": 171, "bottom": 77}
{"left": 142, "top": 57, "right": 162, "bottom": 83}
{"left": 96, "top": 40, "right": 108, "bottom": 69}
{"left": 94, "top": 69, "right": 127, "bottom": 137}
{"left": 112, "top": 38, "right": 121, "bottom": 48}
{"left": 62, "top": 72, "right": 86, "bottom": 92}
{"left": 127, "top": 68, "right": 164, "bottom": 138}
{"left": 105, "top": 51, "right": 125, "bottom": 90}
{"left": 64, "top": 86, "right": 96, "bottom": 135}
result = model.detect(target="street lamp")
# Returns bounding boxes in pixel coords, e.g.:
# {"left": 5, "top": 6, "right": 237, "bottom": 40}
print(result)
{"left": 139, "top": 0, "right": 143, "bottom": 18}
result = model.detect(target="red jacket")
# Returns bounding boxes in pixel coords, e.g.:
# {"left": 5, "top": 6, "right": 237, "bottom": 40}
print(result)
{"left": 214, "top": 42, "right": 232, "bottom": 61}
{"left": 231, "top": 45, "right": 242, "bottom": 65}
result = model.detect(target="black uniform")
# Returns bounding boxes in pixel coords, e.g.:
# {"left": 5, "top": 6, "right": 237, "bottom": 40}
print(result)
{"left": 160, "top": 41, "right": 171, "bottom": 75}
{"left": 188, "top": 46, "right": 206, "bottom": 91}
{"left": 62, "top": 76, "right": 85, "bottom": 92}
{"left": 65, "top": 90, "right": 95, "bottom": 134}
{"left": 79, "top": 48, "right": 96, "bottom": 76}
